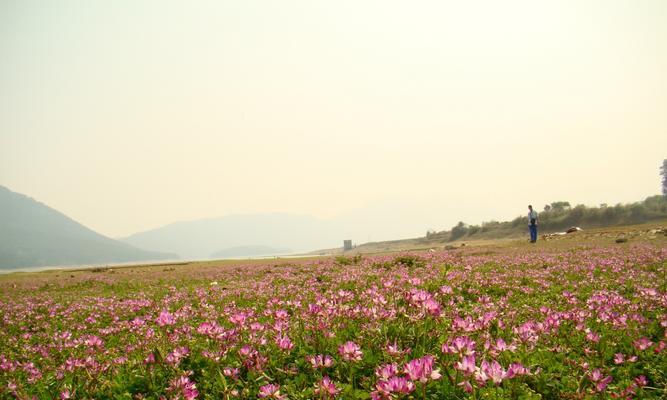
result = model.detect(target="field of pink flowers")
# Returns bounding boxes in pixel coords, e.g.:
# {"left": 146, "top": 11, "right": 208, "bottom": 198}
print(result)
{"left": 1, "top": 245, "right": 665, "bottom": 399}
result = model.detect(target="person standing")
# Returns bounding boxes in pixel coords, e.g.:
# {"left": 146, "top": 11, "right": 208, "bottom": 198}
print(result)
{"left": 528, "top": 205, "right": 538, "bottom": 243}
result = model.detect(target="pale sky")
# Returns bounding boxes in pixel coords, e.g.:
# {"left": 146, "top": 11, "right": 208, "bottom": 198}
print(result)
{"left": 1, "top": 0, "right": 666, "bottom": 239}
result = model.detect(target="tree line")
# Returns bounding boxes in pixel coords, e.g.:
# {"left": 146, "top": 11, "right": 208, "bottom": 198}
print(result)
{"left": 439, "top": 195, "right": 667, "bottom": 242}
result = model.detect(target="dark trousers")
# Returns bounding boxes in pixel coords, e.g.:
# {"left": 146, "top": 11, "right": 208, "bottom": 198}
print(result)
{"left": 529, "top": 224, "right": 537, "bottom": 242}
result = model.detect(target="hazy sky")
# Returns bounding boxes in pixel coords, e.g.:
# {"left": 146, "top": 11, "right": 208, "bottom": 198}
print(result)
{"left": 1, "top": 0, "right": 666, "bottom": 239}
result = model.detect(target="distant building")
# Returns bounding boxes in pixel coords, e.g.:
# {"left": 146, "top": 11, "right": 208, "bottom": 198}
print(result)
{"left": 343, "top": 240, "right": 352, "bottom": 251}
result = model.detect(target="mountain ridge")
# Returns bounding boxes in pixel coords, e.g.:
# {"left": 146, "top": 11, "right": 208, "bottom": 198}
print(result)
{"left": 0, "top": 186, "right": 176, "bottom": 269}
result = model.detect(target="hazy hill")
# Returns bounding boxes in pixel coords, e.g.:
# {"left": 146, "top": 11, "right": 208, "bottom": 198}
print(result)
{"left": 119, "top": 200, "right": 446, "bottom": 260}
{"left": 210, "top": 245, "right": 292, "bottom": 258}
{"left": 120, "top": 213, "right": 346, "bottom": 259}
{"left": 0, "top": 186, "right": 176, "bottom": 269}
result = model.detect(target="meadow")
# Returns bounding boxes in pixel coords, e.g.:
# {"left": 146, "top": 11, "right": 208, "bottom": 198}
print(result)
{"left": 0, "top": 242, "right": 665, "bottom": 399}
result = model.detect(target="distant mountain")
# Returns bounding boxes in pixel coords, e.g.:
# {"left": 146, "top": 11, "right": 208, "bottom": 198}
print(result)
{"left": 120, "top": 213, "right": 346, "bottom": 259}
{"left": 0, "top": 186, "right": 176, "bottom": 269}
{"left": 210, "top": 245, "right": 292, "bottom": 259}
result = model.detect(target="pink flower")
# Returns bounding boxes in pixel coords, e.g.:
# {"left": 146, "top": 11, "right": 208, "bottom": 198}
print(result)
{"left": 168, "top": 373, "right": 199, "bottom": 400}
{"left": 83, "top": 335, "right": 103, "bottom": 348}
{"left": 60, "top": 390, "right": 72, "bottom": 400}
{"left": 458, "top": 380, "right": 473, "bottom": 393}
{"left": 315, "top": 376, "right": 340, "bottom": 398}
{"left": 455, "top": 355, "right": 476, "bottom": 375}
{"left": 452, "top": 316, "right": 479, "bottom": 332}
{"left": 239, "top": 345, "right": 257, "bottom": 358}
{"left": 407, "top": 289, "right": 441, "bottom": 316}
{"left": 634, "top": 375, "right": 648, "bottom": 387}
{"left": 442, "top": 336, "right": 476, "bottom": 355}
{"left": 410, "top": 289, "right": 430, "bottom": 303}
{"left": 143, "top": 353, "right": 155, "bottom": 365}
{"left": 589, "top": 369, "right": 612, "bottom": 392}
{"left": 506, "top": 362, "right": 531, "bottom": 378}
{"left": 338, "top": 341, "right": 363, "bottom": 362}
{"left": 595, "top": 376, "right": 612, "bottom": 392}
{"left": 258, "top": 384, "right": 286, "bottom": 399}
{"left": 493, "top": 338, "right": 516, "bottom": 353}
{"left": 250, "top": 322, "right": 265, "bottom": 332}
{"left": 375, "top": 376, "right": 415, "bottom": 396}
{"left": 385, "top": 341, "right": 410, "bottom": 357}
{"left": 229, "top": 312, "right": 247, "bottom": 326}
{"left": 422, "top": 298, "right": 442, "bottom": 316}
{"left": 480, "top": 360, "right": 506, "bottom": 385}
{"left": 196, "top": 321, "right": 221, "bottom": 336}
{"left": 275, "top": 335, "right": 294, "bottom": 351}
{"left": 585, "top": 330, "right": 600, "bottom": 343}
{"left": 156, "top": 310, "right": 176, "bottom": 327}
{"left": 307, "top": 354, "right": 335, "bottom": 369}
{"left": 440, "top": 285, "right": 453, "bottom": 295}
{"left": 130, "top": 317, "right": 145, "bottom": 329}
{"left": 403, "top": 355, "right": 441, "bottom": 383}
{"left": 223, "top": 367, "right": 240, "bottom": 379}
{"left": 22, "top": 362, "right": 42, "bottom": 383}
{"left": 165, "top": 347, "right": 189, "bottom": 366}
{"left": 375, "top": 363, "right": 399, "bottom": 380}
{"left": 633, "top": 337, "right": 653, "bottom": 351}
